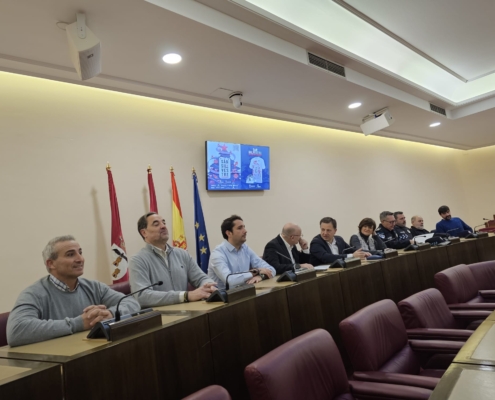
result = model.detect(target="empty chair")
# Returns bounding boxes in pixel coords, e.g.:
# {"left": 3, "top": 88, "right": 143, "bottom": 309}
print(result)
{"left": 467, "top": 261, "right": 495, "bottom": 298}
{"left": 339, "top": 299, "right": 464, "bottom": 387}
{"left": 435, "top": 264, "right": 495, "bottom": 310}
{"left": 109, "top": 281, "right": 131, "bottom": 295}
{"left": 182, "top": 385, "right": 231, "bottom": 400}
{"left": 0, "top": 312, "right": 9, "bottom": 347}
{"left": 245, "top": 329, "right": 433, "bottom": 400}
{"left": 398, "top": 289, "right": 489, "bottom": 340}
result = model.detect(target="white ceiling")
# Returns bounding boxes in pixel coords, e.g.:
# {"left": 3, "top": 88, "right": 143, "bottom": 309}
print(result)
{"left": 1, "top": 0, "right": 495, "bottom": 150}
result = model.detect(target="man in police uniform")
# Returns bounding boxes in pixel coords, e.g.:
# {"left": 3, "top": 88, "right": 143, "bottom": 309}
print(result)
{"left": 394, "top": 211, "right": 414, "bottom": 241}
{"left": 376, "top": 211, "right": 414, "bottom": 249}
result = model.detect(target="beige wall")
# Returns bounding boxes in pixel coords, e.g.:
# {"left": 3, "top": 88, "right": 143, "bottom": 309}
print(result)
{"left": 0, "top": 71, "right": 478, "bottom": 310}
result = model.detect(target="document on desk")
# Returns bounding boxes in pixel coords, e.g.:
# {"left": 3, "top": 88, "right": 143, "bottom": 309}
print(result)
{"left": 314, "top": 265, "right": 331, "bottom": 271}
{"left": 414, "top": 233, "right": 433, "bottom": 244}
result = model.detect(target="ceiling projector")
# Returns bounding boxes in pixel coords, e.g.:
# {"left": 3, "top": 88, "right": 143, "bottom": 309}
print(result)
{"left": 360, "top": 108, "right": 394, "bottom": 136}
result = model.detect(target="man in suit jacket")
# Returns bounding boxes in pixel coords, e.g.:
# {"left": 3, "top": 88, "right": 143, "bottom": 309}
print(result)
{"left": 262, "top": 223, "right": 313, "bottom": 274}
{"left": 310, "top": 217, "right": 370, "bottom": 266}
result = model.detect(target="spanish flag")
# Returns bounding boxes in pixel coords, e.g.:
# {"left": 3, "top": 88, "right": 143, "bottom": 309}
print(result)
{"left": 170, "top": 168, "right": 187, "bottom": 249}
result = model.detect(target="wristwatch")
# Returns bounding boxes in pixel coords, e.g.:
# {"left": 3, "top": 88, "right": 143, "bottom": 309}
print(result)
{"left": 260, "top": 273, "right": 267, "bottom": 280}
{"left": 250, "top": 269, "right": 260, "bottom": 277}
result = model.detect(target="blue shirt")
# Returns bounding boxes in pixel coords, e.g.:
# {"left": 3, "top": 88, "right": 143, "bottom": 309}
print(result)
{"left": 435, "top": 217, "right": 472, "bottom": 236}
{"left": 208, "top": 240, "right": 276, "bottom": 290}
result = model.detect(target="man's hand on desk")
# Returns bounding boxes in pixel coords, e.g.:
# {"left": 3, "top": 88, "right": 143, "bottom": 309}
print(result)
{"left": 257, "top": 268, "right": 273, "bottom": 279}
{"left": 188, "top": 284, "right": 217, "bottom": 301}
{"left": 353, "top": 249, "right": 371, "bottom": 259}
{"left": 82, "top": 305, "right": 113, "bottom": 329}
{"left": 299, "top": 263, "right": 314, "bottom": 270}
{"left": 246, "top": 275, "right": 263, "bottom": 284}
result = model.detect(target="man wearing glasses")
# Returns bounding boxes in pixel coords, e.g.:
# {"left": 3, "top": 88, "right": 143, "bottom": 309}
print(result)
{"left": 376, "top": 211, "right": 414, "bottom": 249}
{"left": 262, "top": 223, "right": 313, "bottom": 274}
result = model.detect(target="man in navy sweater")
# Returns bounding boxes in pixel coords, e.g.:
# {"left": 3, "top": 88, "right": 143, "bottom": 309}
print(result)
{"left": 435, "top": 205, "right": 472, "bottom": 237}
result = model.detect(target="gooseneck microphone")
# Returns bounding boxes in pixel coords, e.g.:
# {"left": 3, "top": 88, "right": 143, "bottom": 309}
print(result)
{"left": 225, "top": 271, "right": 253, "bottom": 290}
{"left": 276, "top": 251, "right": 297, "bottom": 272}
{"left": 115, "top": 281, "right": 163, "bottom": 321}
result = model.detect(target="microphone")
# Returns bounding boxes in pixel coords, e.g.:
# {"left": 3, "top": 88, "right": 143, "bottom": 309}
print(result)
{"left": 115, "top": 281, "right": 163, "bottom": 321}
{"left": 342, "top": 245, "right": 356, "bottom": 254}
{"left": 474, "top": 223, "right": 486, "bottom": 233}
{"left": 226, "top": 271, "right": 253, "bottom": 290}
{"left": 483, "top": 218, "right": 491, "bottom": 221}
{"left": 276, "top": 251, "right": 298, "bottom": 272}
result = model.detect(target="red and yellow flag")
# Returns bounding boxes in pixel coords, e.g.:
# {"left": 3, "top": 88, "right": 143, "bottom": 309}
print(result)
{"left": 106, "top": 163, "right": 129, "bottom": 283}
{"left": 170, "top": 168, "right": 187, "bottom": 249}
{"left": 147, "top": 165, "right": 158, "bottom": 213}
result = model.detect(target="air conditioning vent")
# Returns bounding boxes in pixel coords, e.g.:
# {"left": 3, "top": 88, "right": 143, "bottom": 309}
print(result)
{"left": 430, "top": 103, "right": 446, "bottom": 116}
{"left": 308, "top": 53, "right": 346, "bottom": 77}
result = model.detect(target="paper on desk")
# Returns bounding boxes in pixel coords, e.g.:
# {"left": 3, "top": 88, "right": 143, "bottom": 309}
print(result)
{"left": 413, "top": 233, "right": 433, "bottom": 244}
{"left": 314, "top": 265, "right": 331, "bottom": 271}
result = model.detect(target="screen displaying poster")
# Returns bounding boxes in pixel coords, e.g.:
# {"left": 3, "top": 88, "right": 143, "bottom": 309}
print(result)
{"left": 205, "top": 141, "right": 270, "bottom": 191}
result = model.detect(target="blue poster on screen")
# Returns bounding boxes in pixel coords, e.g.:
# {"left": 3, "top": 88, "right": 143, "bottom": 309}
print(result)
{"left": 206, "top": 141, "right": 270, "bottom": 191}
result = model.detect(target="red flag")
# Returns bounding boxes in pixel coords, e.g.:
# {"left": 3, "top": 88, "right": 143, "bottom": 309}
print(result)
{"left": 148, "top": 165, "right": 158, "bottom": 212}
{"left": 107, "top": 165, "right": 129, "bottom": 283}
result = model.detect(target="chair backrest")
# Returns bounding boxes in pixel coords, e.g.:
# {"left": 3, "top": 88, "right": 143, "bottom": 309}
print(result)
{"left": 182, "top": 385, "right": 231, "bottom": 400}
{"left": 339, "top": 299, "right": 420, "bottom": 375}
{"left": 0, "top": 312, "right": 9, "bottom": 347}
{"left": 244, "top": 329, "right": 352, "bottom": 400}
{"left": 434, "top": 264, "right": 478, "bottom": 304}
{"left": 109, "top": 281, "right": 131, "bottom": 295}
{"left": 468, "top": 261, "right": 495, "bottom": 291}
{"left": 398, "top": 288, "right": 458, "bottom": 329}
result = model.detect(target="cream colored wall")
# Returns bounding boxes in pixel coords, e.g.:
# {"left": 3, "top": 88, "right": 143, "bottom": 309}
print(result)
{"left": 0, "top": 71, "right": 472, "bottom": 310}
{"left": 456, "top": 147, "right": 495, "bottom": 228}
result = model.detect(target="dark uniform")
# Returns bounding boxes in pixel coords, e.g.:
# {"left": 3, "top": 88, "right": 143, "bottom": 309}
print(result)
{"left": 410, "top": 227, "right": 429, "bottom": 237}
{"left": 375, "top": 225, "right": 411, "bottom": 249}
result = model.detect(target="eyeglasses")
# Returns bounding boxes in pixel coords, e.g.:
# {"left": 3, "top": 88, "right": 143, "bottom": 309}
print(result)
{"left": 291, "top": 234, "right": 304, "bottom": 238}
{"left": 384, "top": 220, "right": 396, "bottom": 224}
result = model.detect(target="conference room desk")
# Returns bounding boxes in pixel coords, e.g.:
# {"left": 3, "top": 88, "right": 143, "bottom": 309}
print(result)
{"left": 476, "top": 234, "right": 495, "bottom": 262}
{"left": 454, "top": 320, "right": 495, "bottom": 367}
{"left": 0, "top": 358, "right": 63, "bottom": 399}
{"left": 487, "top": 310, "right": 495, "bottom": 321}
{"left": 414, "top": 246, "right": 450, "bottom": 289}
{"left": 0, "top": 313, "right": 213, "bottom": 400}
{"left": 429, "top": 363, "right": 495, "bottom": 400}
{"left": 380, "top": 252, "right": 422, "bottom": 303}
{"left": 446, "top": 239, "right": 479, "bottom": 266}
{"left": 156, "top": 283, "right": 293, "bottom": 400}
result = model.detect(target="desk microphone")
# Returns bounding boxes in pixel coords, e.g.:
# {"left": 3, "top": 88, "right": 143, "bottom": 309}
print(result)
{"left": 276, "top": 251, "right": 298, "bottom": 272}
{"left": 483, "top": 218, "right": 491, "bottom": 221}
{"left": 115, "top": 281, "right": 163, "bottom": 321}
{"left": 226, "top": 271, "right": 253, "bottom": 290}
{"left": 474, "top": 223, "right": 486, "bottom": 233}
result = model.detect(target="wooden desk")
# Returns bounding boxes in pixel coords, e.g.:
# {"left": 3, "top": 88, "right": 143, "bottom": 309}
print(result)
{"left": 429, "top": 363, "right": 495, "bottom": 400}
{"left": 415, "top": 246, "right": 450, "bottom": 289}
{"left": 0, "top": 358, "right": 63, "bottom": 400}
{"left": 454, "top": 320, "right": 495, "bottom": 367}
{"left": 447, "top": 240, "right": 479, "bottom": 266}
{"left": 487, "top": 310, "right": 495, "bottom": 322}
{"left": 0, "top": 313, "right": 213, "bottom": 400}
{"left": 207, "top": 287, "right": 292, "bottom": 400}
{"left": 339, "top": 262, "right": 386, "bottom": 316}
{"left": 380, "top": 253, "right": 422, "bottom": 303}
{"left": 475, "top": 235, "right": 495, "bottom": 262}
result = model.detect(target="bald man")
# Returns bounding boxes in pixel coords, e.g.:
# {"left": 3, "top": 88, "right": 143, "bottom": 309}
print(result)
{"left": 262, "top": 223, "right": 313, "bottom": 274}
{"left": 410, "top": 216, "right": 430, "bottom": 237}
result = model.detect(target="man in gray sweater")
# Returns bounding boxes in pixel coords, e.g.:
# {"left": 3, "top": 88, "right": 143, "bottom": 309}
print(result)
{"left": 7, "top": 235, "right": 140, "bottom": 347}
{"left": 129, "top": 213, "right": 217, "bottom": 307}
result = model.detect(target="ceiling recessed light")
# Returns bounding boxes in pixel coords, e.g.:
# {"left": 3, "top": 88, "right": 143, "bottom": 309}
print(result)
{"left": 348, "top": 102, "right": 362, "bottom": 109}
{"left": 162, "top": 53, "right": 182, "bottom": 64}
{"left": 429, "top": 122, "right": 441, "bottom": 127}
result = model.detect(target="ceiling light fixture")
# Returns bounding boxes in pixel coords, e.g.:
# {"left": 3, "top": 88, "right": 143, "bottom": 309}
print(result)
{"left": 348, "top": 102, "right": 362, "bottom": 109}
{"left": 162, "top": 53, "right": 182, "bottom": 64}
{"left": 429, "top": 122, "right": 441, "bottom": 127}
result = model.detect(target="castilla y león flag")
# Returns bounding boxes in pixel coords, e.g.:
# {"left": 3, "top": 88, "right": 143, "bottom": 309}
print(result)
{"left": 170, "top": 168, "right": 187, "bottom": 249}
{"left": 106, "top": 165, "right": 129, "bottom": 283}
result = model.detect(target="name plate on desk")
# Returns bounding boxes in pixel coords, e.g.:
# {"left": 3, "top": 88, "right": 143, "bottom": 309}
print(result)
{"left": 417, "top": 243, "right": 431, "bottom": 251}
{"left": 383, "top": 249, "right": 399, "bottom": 258}
{"left": 449, "top": 237, "right": 461, "bottom": 243}
{"left": 87, "top": 309, "right": 162, "bottom": 342}
{"left": 277, "top": 268, "right": 317, "bottom": 282}
{"left": 476, "top": 232, "right": 489, "bottom": 238}
{"left": 205, "top": 284, "right": 256, "bottom": 303}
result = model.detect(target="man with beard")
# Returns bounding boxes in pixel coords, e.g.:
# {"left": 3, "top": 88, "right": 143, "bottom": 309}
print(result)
{"left": 435, "top": 206, "right": 472, "bottom": 237}
{"left": 410, "top": 216, "right": 429, "bottom": 236}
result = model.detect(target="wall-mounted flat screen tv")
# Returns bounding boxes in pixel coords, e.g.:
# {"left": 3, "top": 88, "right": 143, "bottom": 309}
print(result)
{"left": 206, "top": 141, "right": 270, "bottom": 191}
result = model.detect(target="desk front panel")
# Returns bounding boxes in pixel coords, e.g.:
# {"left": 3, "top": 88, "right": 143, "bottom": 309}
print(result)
{"left": 415, "top": 246, "right": 450, "bottom": 290}
{"left": 381, "top": 253, "right": 422, "bottom": 303}
{"left": 207, "top": 288, "right": 291, "bottom": 400}
{"left": 339, "top": 262, "right": 386, "bottom": 316}
{"left": 475, "top": 236, "right": 495, "bottom": 262}
{"left": 447, "top": 240, "right": 479, "bottom": 266}
{"left": 0, "top": 358, "right": 63, "bottom": 400}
